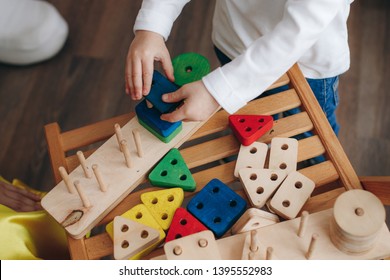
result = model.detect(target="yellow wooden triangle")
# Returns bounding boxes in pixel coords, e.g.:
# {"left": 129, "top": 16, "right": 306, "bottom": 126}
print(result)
{"left": 141, "top": 188, "right": 184, "bottom": 230}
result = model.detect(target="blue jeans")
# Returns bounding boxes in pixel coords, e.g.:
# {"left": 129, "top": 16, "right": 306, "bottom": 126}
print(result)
{"left": 213, "top": 46, "right": 340, "bottom": 136}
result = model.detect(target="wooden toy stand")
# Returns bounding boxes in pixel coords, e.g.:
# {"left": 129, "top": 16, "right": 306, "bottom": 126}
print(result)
{"left": 43, "top": 64, "right": 390, "bottom": 259}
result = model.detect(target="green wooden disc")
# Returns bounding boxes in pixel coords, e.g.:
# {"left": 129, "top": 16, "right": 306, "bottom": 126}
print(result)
{"left": 172, "top": 52, "right": 210, "bottom": 86}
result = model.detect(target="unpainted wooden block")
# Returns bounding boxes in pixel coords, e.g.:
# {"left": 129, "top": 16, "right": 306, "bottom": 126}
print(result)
{"left": 164, "top": 230, "right": 221, "bottom": 260}
{"left": 268, "top": 137, "right": 298, "bottom": 174}
{"left": 113, "top": 216, "right": 160, "bottom": 260}
{"left": 234, "top": 142, "right": 268, "bottom": 178}
{"left": 269, "top": 171, "right": 315, "bottom": 219}
{"left": 239, "top": 168, "right": 287, "bottom": 208}
{"left": 231, "top": 207, "right": 280, "bottom": 234}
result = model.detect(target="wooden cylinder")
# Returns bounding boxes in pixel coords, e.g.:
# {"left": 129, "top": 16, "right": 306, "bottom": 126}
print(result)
{"left": 92, "top": 164, "right": 107, "bottom": 192}
{"left": 114, "top": 123, "right": 124, "bottom": 151}
{"left": 266, "top": 247, "right": 273, "bottom": 260}
{"left": 250, "top": 230, "right": 259, "bottom": 252}
{"left": 120, "top": 140, "right": 132, "bottom": 168}
{"left": 58, "top": 166, "right": 76, "bottom": 194}
{"left": 74, "top": 180, "right": 91, "bottom": 208}
{"left": 305, "top": 233, "right": 319, "bottom": 259}
{"left": 132, "top": 129, "right": 144, "bottom": 158}
{"left": 298, "top": 211, "right": 309, "bottom": 237}
{"left": 76, "top": 151, "right": 92, "bottom": 178}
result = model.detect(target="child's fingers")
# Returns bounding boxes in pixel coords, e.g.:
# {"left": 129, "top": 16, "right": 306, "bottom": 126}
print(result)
{"left": 160, "top": 106, "right": 186, "bottom": 123}
{"left": 141, "top": 57, "right": 154, "bottom": 96}
{"left": 160, "top": 53, "right": 175, "bottom": 82}
{"left": 162, "top": 89, "right": 186, "bottom": 103}
{"left": 130, "top": 59, "right": 143, "bottom": 100}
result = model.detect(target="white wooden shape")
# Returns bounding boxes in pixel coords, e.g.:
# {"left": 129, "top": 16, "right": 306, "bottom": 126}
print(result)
{"left": 234, "top": 142, "right": 268, "bottom": 177}
{"left": 113, "top": 216, "right": 160, "bottom": 260}
{"left": 41, "top": 114, "right": 213, "bottom": 239}
{"left": 268, "top": 137, "right": 298, "bottom": 174}
{"left": 231, "top": 208, "right": 279, "bottom": 234}
{"left": 164, "top": 230, "right": 221, "bottom": 260}
{"left": 239, "top": 168, "right": 287, "bottom": 208}
{"left": 269, "top": 171, "right": 315, "bottom": 219}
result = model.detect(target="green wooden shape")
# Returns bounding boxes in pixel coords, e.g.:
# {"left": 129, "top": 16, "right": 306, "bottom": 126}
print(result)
{"left": 172, "top": 52, "right": 210, "bottom": 86}
{"left": 148, "top": 148, "right": 196, "bottom": 192}
{"left": 138, "top": 118, "right": 182, "bottom": 143}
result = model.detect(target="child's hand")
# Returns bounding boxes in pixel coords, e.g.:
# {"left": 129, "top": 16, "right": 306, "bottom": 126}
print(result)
{"left": 0, "top": 180, "right": 42, "bottom": 212}
{"left": 125, "top": 30, "right": 175, "bottom": 100}
{"left": 160, "top": 80, "right": 220, "bottom": 122}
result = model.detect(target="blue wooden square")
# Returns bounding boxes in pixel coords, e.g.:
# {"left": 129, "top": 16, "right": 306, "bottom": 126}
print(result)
{"left": 145, "top": 70, "right": 181, "bottom": 113}
{"left": 187, "top": 178, "right": 247, "bottom": 238}
{"left": 135, "top": 99, "right": 181, "bottom": 138}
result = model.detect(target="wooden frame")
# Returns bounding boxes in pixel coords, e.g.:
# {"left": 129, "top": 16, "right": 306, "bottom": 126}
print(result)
{"left": 44, "top": 64, "right": 389, "bottom": 259}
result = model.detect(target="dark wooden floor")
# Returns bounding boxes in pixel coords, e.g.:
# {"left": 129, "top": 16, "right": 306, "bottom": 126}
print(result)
{"left": 0, "top": 0, "right": 388, "bottom": 192}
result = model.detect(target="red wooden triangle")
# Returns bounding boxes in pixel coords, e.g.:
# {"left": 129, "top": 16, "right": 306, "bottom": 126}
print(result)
{"left": 229, "top": 115, "right": 273, "bottom": 146}
{"left": 165, "top": 207, "right": 208, "bottom": 242}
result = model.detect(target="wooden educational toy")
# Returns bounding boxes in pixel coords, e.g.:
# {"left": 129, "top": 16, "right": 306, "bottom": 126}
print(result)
{"left": 43, "top": 64, "right": 390, "bottom": 260}
{"left": 140, "top": 188, "right": 184, "bottom": 231}
{"left": 165, "top": 207, "right": 208, "bottom": 242}
{"left": 172, "top": 52, "right": 211, "bottom": 86}
{"left": 164, "top": 230, "right": 221, "bottom": 260}
{"left": 231, "top": 208, "right": 280, "bottom": 235}
{"left": 269, "top": 171, "right": 315, "bottom": 219}
{"left": 229, "top": 115, "right": 273, "bottom": 146}
{"left": 105, "top": 203, "right": 165, "bottom": 260}
{"left": 268, "top": 137, "right": 298, "bottom": 174}
{"left": 233, "top": 142, "right": 268, "bottom": 177}
{"left": 148, "top": 148, "right": 196, "bottom": 191}
{"left": 145, "top": 70, "right": 180, "bottom": 113}
{"left": 113, "top": 216, "right": 160, "bottom": 260}
{"left": 239, "top": 168, "right": 287, "bottom": 208}
{"left": 187, "top": 178, "right": 247, "bottom": 238}
{"left": 135, "top": 99, "right": 182, "bottom": 142}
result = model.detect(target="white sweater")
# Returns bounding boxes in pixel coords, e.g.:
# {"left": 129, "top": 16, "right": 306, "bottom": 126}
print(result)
{"left": 134, "top": 0, "right": 351, "bottom": 114}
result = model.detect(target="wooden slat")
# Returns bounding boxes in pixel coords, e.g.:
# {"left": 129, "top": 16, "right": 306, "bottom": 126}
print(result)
{"left": 360, "top": 176, "right": 390, "bottom": 205}
{"left": 84, "top": 233, "right": 113, "bottom": 260}
{"left": 44, "top": 123, "right": 68, "bottom": 184}
{"left": 288, "top": 64, "right": 362, "bottom": 190}
{"left": 299, "top": 160, "right": 340, "bottom": 187}
{"left": 67, "top": 235, "right": 89, "bottom": 260}
{"left": 191, "top": 89, "right": 301, "bottom": 140}
{"left": 297, "top": 135, "right": 326, "bottom": 161}
{"left": 61, "top": 113, "right": 133, "bottom": 152}
{"left": 302, "top": 187, "right": 345, "bottom": 213}
{"left": 267, "top": 73, "right": 290, "bottom": 90}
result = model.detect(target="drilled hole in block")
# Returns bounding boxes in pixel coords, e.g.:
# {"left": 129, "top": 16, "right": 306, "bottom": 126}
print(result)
{"left": 256, "top": 187, "right": 264, "bottom": 194}
{"left": 252, "top": 222, "right": 260, "bottom": 228}
{"left": 121, "top": 225, "right": 129, "bottom": 232}
{"left": 270, "top": 173, "right": 278, "bottom": 181}
{"left": 213, "top": 217, "right": 222, "bottom": 224}
{"left": 250, "top": 173, "right": 257, "bottom": 180}
{"left": 180, "top": 174, "right": 187, "bottom": 181}
{"left": 140, "top": 230, "right": 149, "bottom": 239}
{"left": 175, "top": 234, "right": 182, "bottom": 239}
{"left": 180, "top": 218, "right": 187, "bottom": 225}
{"left": 151, "top": 197, "right": 158, "bottom": 204}
{"left": 282, "top": 200, "right": 290, "bottom": 207}
{"left": 185, "top": 66, "right": 193, "bottom": 73}
{"left": 135, "top": 212, "right": 143, "bottom": 219}
{"left": 239, "top": 118, "right": 245, "bottom": 123}
{"left": 295, "top": 181, "right": 303, "bottom": 189}
{"left": 230, "top": 200, "right": 237, "bottom": 207}
{"left": 281, "top": 144, "right": 289, "bottom": 150}
{"left": 121, "top": 240, "right": 129, "bottom": 249}
{"left": 212, "top": 187, "right": 220, "bottom": 193}
{"left": 170, "top": 159, "right": 178, "bottom": 165}
{"left": 196, "top": 202, "right": 204, "bottom": 210}
{"left": 355, "top": 207, "right": 365, "bottom": 216}
{"left": 161, "top": 170, "right": 168, "bottom": 176}
{"left": 259, "top": 118, "right": 264, "bottom": 123}
{"left": 245, "top": 127, "right": 252, "bottom": 132}
{"left": 250, "top": 147, "right": 257, "bottom": 154}
{"left": 167, "top": 194, "right": 174, "bottom": 202}
{"left": 279, "top": 163, "right": 287, "bottom": 170}
{"left": 161, "top": 213, "right": 168, "bottom": 220}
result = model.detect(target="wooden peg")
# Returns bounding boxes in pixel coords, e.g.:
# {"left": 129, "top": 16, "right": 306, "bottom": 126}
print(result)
{"left": 250, "top": 230, "right": 259, "bottom": 252}
{"left": 74, "top": 180, "right": 91, "bottom": 208}
{"left": 114, "top": 123, "right": 124, "bottom": 151}
{"left": 120, "top": 140, "right": 132, "bottom": 168}
{"left": 92, "top": 164, "right": 107, "bottom": 192}
{"left": 76, "top": 151, "right": 92, "bottom": 178}
{"left": 305, "top": 233, "right": 319, "bottom": 259}
{"left": 58, "top": 166, "right": 76, "bottom": 194}
{"left": 132, "top": 129, "right": 144, "bottom": 157}
{"left": 298, "top": 211, "right": 309, "bottom": 237}
{"left": 266, "top": 247, "right": 273, "bottom": 260}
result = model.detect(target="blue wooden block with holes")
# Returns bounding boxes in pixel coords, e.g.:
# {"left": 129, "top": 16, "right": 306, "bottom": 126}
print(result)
{"left": 135, "top": 99, "right": 182, "bottom": 138}
{"left": 187, "top": 178, "right": 247, "bottom": 238}
{"left": 145, "top": 70, "right": 181, "bottom": 113}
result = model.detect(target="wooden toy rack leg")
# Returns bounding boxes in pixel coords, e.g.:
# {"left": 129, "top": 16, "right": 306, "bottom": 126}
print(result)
{"left": 44, "top": 64, "right": 390, "bottom": 259}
